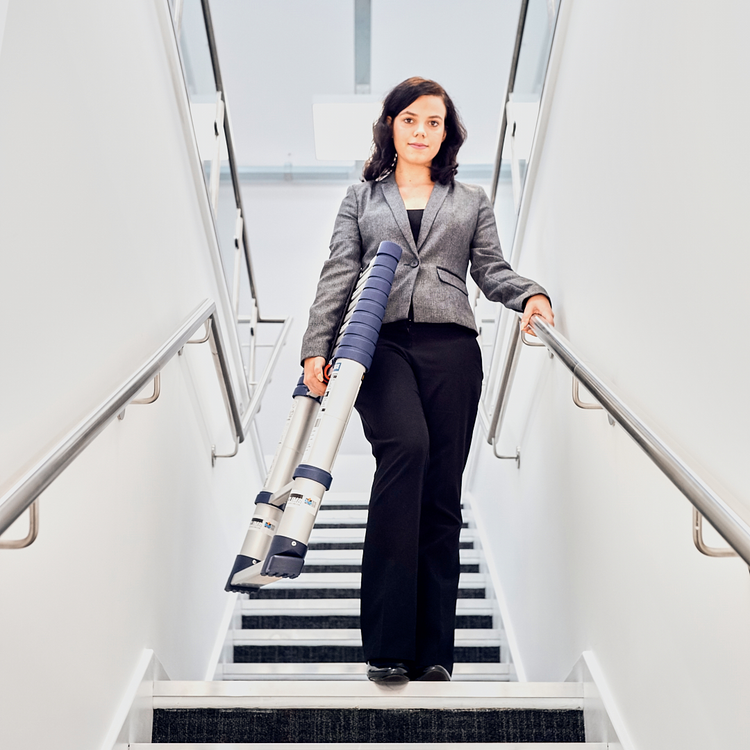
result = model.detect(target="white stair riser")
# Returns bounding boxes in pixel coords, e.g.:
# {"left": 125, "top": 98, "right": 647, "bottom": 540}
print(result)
{"left": 256, "top": 572, "right": 486, "bottom": 589}
{"left": 230, "top": 628, "right": 506, "bottom": 647}
{"left": 304, "top": 548, "right": 482, "bottom": 565}
{"left": 240, "top": 598, "right": 494, "bottom": 615}
{"left": 308, "top": 528, "right": 477, "bottom": 543}
{"left": 217, "top": 662, "right": 514, "bottom": 682}
{"left": 153, "top": 680, "right": 583, "bottom": 710}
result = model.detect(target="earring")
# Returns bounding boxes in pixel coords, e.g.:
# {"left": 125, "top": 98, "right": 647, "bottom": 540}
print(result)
{"left": 377, "top": 153, "right": 397, "bottom": 182}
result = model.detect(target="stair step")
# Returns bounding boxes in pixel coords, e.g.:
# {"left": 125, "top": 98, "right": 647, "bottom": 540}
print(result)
{"left": 308, "top": 528, "right": 477, "bottom": 544}
{"left": 230, "top": 628, "right": 504, "bottom": 646}
{"left": 149, "top": 710, "right": 586, "bottom": 744}
{"left": 316, "top": 492, "right": 371, "bottom": 505}
{"left": 314, "top": 509, "right": 474, "bottom": 525}
{"left": 133, "top": 744, "right": 603, "bottom": 748}
{"left": 315, "top": 495, "right": 466, "bottom": 509}
{"left": 308, "top": 540, "right": 476, "bottom": 550}
{"left": 315, "top": 509, "right": 369, "bottom": 525}
{"left": 303, "top": 564, "right": 480, "bottom": 574}
{"left": 240, "top": 598, "right": 494, "bottom": 616}
{"left": 249, "top": 587, "right": 488, "bottom": 600}
{"left": 279, "top": 546, "right": 481, "bottom": 573}
{"left": 217, "top": 662, "right": 514, "bottom": 681}
{"left": 234, "top": 645, "right": 501, "bottom": 664}
{"left": 153, "top": 680, "right": 583, "bottom": 708}
{"left": 240, "top": 614, "right": 494, "bottom": 630}
{"left": 150, "top": 683, "right": 585, "bottom": 744}
{"left": 305, "top": 548, "right": 482, "bottom": 565}
{"left": 252, "top": 572, "right": 485, "bottom": 589}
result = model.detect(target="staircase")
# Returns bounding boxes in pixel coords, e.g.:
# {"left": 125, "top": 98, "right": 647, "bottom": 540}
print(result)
{"left": 218, "top": 490, "right": 511, "bottom": 682}
{"left": 131, "top": 485, "right": 604, "bottom": 746}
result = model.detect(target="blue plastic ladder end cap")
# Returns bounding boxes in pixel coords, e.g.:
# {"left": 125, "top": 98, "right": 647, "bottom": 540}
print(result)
{"left": 377, "top": 241, "right": 403, "bottom": 261}
{"left": 263, "top": 554, "right": 305, "bottom": 579}
{"left": 364, "top": 277, "right": 394, "bottom": 296}
{"left": 261, "top": 535, "right": 309, "bottom": 578}
{"left": 342, "top": 322, "right": 380, "bottom": 344}
{"left": 353, "top": 299, "right": 387, "bottom": 318}
{"left": 293, "top": 372, "right": 324, "bottom": 402}
{"left": 254, "top": 490, "right": 273, "bottom": 505}
{"left": 335, "top": 345, "right": 374, "bottom": 372}
{"left": 293, "top": 464, "right": 333, "bottom": 490}
{"left": 373, "top": 253, "right": 400, "bottom": 273}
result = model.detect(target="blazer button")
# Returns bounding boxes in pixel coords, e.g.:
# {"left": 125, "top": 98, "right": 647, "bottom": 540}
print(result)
{"left": 410, "top": 260, "right": 419, "bottom": 268}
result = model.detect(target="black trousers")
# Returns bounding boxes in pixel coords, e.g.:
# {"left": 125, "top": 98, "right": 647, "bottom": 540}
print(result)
{"left": 354, "top": 321, "right": 483, "bottom": 674}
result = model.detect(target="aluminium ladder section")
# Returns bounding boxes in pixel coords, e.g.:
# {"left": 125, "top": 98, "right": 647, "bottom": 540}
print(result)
{"left": 226, "top": 241, "right": 403, "bottom": 593}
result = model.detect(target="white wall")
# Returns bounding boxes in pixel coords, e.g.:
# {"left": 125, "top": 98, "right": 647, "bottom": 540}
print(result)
{"left": 0, "top": 1, "right": 261, "bottom": 748}
{"left": 0, "top": 0, "right": 9, "bottom": 58}
{"left": 469, "top": 2, "right": 750, "bottom": 748}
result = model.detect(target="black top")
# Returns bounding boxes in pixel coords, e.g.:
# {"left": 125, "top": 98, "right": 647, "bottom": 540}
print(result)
{"left": 407, "top": 209, "right": 424, "bottom": 244}
{"left": 405, "top": 210, "right": 424, "bottom": 322}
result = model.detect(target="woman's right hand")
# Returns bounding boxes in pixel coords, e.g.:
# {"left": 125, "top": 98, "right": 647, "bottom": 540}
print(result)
{"left": 303, "top": 356, "right": 328, "bottom": 398}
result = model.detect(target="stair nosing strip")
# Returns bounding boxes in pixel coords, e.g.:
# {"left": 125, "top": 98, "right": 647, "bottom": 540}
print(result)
{"left": 132, "top": 744, "right": 602, "bottom": 749}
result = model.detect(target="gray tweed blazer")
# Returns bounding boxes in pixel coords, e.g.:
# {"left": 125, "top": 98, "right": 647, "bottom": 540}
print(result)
{"left": 300, "top": 172, "right": 548, "bottom": 362}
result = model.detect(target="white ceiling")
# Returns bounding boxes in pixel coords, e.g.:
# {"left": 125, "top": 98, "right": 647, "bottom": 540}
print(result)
{"left": 209, "top": 0, "right": 523, "bottom": 169}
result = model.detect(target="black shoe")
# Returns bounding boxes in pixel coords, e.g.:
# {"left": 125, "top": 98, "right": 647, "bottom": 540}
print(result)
{"left": 366, "top": 661, "right": 409, "bottom": 685}
{"left": 412, "top": 665, "right": 451, "bottom": 681}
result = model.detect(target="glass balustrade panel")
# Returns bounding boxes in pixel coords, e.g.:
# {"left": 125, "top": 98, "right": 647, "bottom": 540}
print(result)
{"left": 485, "top": 0, "right": 561, "bottom": 410}
{"left": 494, "top": 0, "right": 561, "bottom": 256}
{"left": 175, "top": 0, "right": 219, "bottom": 193}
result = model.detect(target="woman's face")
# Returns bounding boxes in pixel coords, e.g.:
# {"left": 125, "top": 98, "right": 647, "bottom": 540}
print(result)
{"left": 389, "top": 95, "right": 447, "bottom": 170}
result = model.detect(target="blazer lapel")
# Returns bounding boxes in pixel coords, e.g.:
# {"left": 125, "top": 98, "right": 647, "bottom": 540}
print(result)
{"left": 417, "top": 181, "right": 449, "bottom": 252}
{"left": 380, "top": 174, "right": 418, "bottom": 258}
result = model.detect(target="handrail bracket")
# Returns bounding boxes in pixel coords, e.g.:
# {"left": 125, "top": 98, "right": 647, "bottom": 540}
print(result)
{"left": 0, "top": 501, "right": 39, "bottom": 550}
{"left": 118, "top": 373, "right": 162, "bottom": 420}
{"left": 494, "top": 446, "right": 521, "bottom": 468}
{"left": 572, "top": 377, "right": 615, "bottom": 426}
{"left": 693, "top": 507, "right": 738, "bottom": 558}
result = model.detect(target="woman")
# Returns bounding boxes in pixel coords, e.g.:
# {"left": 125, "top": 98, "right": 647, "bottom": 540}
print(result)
{"left": 301, "top": 77, "right": 553, "bottom": 684}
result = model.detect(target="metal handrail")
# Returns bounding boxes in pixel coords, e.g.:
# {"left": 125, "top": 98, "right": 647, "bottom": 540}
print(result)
{"left": 490, "top": 0, "right": 530, "bottom": 205}
{"left": 241, "top": 317, "right": 294, "bottom": 435}
{"left": 487, "top": 322, "right": 521, "bottom": 448}
{"left": 516, "top": 315, "right": 750, "bottom": 568}
{"left": 481, "top": 0, "right": 564, "bottom": 412}
{"left": 195, "top": 0, "right": 284, "bottom": 326}
{"left": 0, "top": 300, "right": 289, "bottom": 542}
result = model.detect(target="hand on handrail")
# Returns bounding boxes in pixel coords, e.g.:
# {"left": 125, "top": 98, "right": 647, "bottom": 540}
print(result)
{"left": 520, "top": 294, "right": 554, "bottom": 336}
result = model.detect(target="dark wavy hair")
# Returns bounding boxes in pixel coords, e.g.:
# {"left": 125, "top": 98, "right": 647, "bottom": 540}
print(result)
{"left": 362, "top": 77, "right": 467, "bottom": 185}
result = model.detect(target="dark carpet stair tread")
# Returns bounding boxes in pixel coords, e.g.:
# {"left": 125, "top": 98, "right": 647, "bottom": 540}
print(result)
{"left": 314, "top": 524, "right": 367, "bottom": 529}
{"left": 251, "top": 587, "right": 486, "bottom": 600}
{"left": 323, "top": 504, "right": 465, "bottom": 511}
{"left": 234, "top": 645, "right": 500, "bottom": 663}
{"left": 241, "top": 614, "right": 494, "bottom": 630}
{"left": 308, "top": 540, "right": 474, "bottom": 550}
{"left": 152, "top": 707, "right": 584, "bottom": 743}
{"left": 314, "top": 522, "right": 469, "bottom": 530}
{"left": 249, "top": 589, "right": 359, "bottom": 601}
{"left": 303, "top": 564, "right": 480, "bottom": 574}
